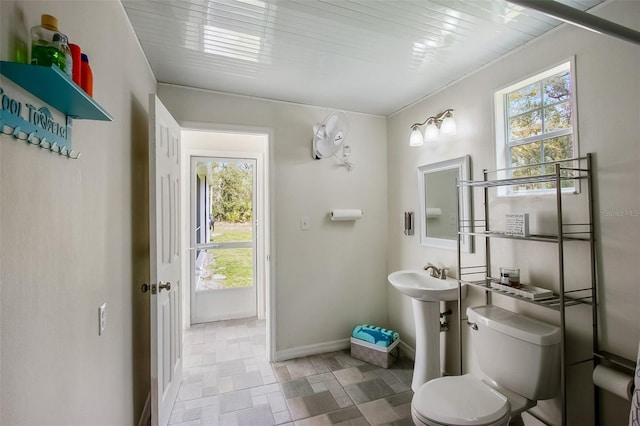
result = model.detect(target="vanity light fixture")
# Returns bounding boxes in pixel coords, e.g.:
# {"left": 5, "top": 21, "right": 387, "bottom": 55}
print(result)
{"left": 409, "top": 109, "right": 456, "bottom": 146}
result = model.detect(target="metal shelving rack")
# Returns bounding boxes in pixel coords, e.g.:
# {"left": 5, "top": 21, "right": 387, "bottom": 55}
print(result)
{"left": 456, "top": 153, "right": 598, "bottom": 426}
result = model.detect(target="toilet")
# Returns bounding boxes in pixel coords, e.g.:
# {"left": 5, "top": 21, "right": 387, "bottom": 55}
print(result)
{"left": 411, "top": 305, "right": 561, "bottom": 426}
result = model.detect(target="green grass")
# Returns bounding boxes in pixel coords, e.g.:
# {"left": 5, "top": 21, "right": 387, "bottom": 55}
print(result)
{"left": 211, "top": 221, "right": 253, "bottom": 243}
{"left": 205, "top": 222, "right": 253, "bottom": 289}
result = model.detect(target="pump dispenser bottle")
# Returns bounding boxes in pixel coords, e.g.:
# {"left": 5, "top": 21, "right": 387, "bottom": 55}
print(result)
{"left": 30, "top": 14, "right": 66, "bottom": 71}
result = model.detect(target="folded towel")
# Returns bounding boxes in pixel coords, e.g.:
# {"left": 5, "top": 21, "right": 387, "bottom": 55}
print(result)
{"left": 352, "top": 324, "right": 399, "bottom": 348}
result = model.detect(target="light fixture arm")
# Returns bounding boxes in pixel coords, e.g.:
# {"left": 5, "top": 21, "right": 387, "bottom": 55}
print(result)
{"left": 507, "top": 0, "right": 640, "bottom": 46}
{"left": 410, "top": 109, "right": 454, "bottom": 130}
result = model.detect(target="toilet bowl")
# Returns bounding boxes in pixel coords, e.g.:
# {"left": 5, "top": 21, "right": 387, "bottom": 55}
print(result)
{"left": 411, "top": 375, "right": 510, "bottom": 426}
{"left": 411, "top": 374, "right": 536, "bottom": 426}
{"left": 411, "top": 305, "right": 561, "bottom": 426}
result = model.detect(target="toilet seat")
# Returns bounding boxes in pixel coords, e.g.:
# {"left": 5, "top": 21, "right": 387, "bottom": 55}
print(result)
{"left": 412, "top": 374, "right": 510, "bottom": 426}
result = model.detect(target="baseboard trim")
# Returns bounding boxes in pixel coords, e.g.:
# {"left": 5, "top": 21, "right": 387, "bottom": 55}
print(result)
{"left": 275, "top": 338, "right": 417, "bottom": 363}
{"left": 138, "top": 392, "right": 151, "bottom": 426}
{"left": 398, "top": 339, "right": 416, "bottom": 361}
{"left": 275, "top": 338, "right": 351, "bottom": 361}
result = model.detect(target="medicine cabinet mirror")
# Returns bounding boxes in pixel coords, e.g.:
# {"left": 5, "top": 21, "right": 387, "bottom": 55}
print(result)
{"left": 418, "top": 155, "right": 472, "bottom": 252}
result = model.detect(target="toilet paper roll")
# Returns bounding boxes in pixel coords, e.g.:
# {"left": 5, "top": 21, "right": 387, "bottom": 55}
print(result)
{"left": 330, "top": 209, "right": 363, "bottom": 221}
{"left": 593, "top": 364, "right": 635, "bottom": 401}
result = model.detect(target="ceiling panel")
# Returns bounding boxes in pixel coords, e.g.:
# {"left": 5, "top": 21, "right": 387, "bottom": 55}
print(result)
{"left": 122, "top": 0, "right": 605, "bottom": 115}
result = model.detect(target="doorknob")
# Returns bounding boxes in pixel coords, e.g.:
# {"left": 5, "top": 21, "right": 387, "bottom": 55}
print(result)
{"left": 158, "top": 281, "right": 172, "bottom": 292}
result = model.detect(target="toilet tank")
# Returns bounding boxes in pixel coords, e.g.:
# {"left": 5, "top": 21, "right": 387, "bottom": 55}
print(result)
{"left": 467, "top": 305, "right": 561, "bottom": 400}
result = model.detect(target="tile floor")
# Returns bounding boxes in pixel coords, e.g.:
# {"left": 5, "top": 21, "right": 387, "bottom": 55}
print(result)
{"left": 170, "top": 317, "right": 416, "bottom": 426}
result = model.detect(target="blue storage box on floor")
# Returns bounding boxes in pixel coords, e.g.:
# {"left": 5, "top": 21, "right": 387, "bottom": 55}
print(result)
{"left": 350, "top": 324, "right": 400, "bottom": 368}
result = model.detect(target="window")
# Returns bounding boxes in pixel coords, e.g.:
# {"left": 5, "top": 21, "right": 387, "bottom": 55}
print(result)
{"left": 494, "top": 60, "right": 578, "bottom": 195}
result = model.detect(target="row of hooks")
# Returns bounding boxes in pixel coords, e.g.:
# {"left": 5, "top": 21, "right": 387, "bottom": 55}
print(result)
{"left": 0, "top": 122, "right": 81, "bottom": 159}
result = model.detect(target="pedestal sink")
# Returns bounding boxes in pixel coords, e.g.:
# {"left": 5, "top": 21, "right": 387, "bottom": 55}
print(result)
{"left": 388, "top": 269, "right": 467, "bottom": 391}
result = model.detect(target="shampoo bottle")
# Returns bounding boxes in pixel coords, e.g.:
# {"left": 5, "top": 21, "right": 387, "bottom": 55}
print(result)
{"left": 80, "top": 54, "right": 93, "bottom": 97}
{"left": 69, "top": 44, "right": 82, "bottom": 85}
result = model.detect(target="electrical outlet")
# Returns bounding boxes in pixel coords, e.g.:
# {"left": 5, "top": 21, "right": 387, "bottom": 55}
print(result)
{"left": 98, "top": 303, "right": 107, "bottom": 336}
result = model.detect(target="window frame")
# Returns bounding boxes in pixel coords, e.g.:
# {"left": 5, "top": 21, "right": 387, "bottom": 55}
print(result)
{"left": 493, "top": 58, "right": 579, "bottom": 197}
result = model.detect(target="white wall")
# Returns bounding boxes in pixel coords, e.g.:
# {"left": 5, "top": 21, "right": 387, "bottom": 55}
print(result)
{"left": 0, "top": 1, "right": 156, "bottom": 424}
{"left": 158, "top": 84, "right": 389, "bottom": 357}
{"left": 387, "top": 1, "right": 639, "bottom": 425}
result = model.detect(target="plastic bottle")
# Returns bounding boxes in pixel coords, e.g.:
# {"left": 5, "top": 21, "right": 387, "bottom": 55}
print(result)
{"left": 59, "top": 34, "right": 73, "bottom": 78}
{"left": 30, "top": 14, "right": 65, "bottom": 70}
{"left": 69, "top": 43, "right": 82, "bottom": 85}
{"left": 80, "top": 54, "right": 93, "bottom": 97}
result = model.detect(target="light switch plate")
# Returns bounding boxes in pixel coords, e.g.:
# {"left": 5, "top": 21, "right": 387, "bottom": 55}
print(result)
{"left": 300, "top": 216, "right": 310, "bottom": 231}
{"left": 98, "top": 303, "right": 107, "bottom": 336}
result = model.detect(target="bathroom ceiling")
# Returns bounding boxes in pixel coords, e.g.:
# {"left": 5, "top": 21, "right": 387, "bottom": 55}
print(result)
{"left": 121, "top": 0, "right": 605, "bottom": 116}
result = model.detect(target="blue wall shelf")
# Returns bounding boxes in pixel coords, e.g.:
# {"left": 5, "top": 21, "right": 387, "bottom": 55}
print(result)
{"left": 0, "top": 61, "right": 112, "bottom": 158}
{"left": 0, "top": 61, "right": 112, "bottom": 121}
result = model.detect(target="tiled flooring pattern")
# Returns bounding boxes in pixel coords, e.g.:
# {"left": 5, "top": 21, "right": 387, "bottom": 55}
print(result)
{"left": 170, "top": 318, "right": 415, "bottom": 425}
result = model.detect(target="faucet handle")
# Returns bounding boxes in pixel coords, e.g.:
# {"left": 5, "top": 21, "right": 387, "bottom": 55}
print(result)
{"left": 440, "top": 267, "right": 450, "bottom": 279}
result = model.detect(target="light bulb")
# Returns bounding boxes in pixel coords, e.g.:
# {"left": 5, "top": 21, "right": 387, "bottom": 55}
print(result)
{"left": 424, "top": 122, "right": 440, "bottom": 142}
{"left": 409, "top": 127, "right": 424, "bottom": 147}
{"left": 440, "top": 115, "right": 457, "bottom": 136}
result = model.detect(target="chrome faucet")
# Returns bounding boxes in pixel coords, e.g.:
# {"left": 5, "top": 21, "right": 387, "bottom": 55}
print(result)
{"left": 423, "top": 263, "right": 449, "bottom": 280}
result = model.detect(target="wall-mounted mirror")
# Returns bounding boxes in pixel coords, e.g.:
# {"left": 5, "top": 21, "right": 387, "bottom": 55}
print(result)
{"left": 418, "top": 155, "right": 472, "bottom": 252}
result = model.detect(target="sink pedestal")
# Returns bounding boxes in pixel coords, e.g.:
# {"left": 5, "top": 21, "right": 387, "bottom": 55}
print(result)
{"left": 411, "top": 299, "right": 441, "bottom": 391}
{"left": 387, "top": 269, "right": 466, "bottom": 392}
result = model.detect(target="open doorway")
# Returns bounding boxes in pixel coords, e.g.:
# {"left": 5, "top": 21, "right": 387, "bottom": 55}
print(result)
{"left": 179, "top": 126, "right": 273, "bottom": 360}
{"left": 190, "top": 157, "right": 258, "bottom": 322}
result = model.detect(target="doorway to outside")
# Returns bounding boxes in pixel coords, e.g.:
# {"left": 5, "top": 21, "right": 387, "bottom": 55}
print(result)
{"left": 191, "top": 157, "right": 257, "bottom": 321}
{"left": 180, "top": 127, "right": 272, "bottom": 358}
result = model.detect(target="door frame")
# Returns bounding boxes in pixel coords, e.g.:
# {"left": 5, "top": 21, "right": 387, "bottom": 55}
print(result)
{"left": 179, "top": 121, "right": 276, "bottom": 362}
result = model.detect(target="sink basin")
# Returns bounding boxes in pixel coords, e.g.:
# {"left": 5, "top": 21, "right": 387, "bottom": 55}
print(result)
{"left": 388, "top": 269, "right": 467, "bottom": 302}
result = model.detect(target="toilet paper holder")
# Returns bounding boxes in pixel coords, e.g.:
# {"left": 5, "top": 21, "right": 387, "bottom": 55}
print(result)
{"left": 595, "top": 350, "right": 636, "bottom": 373}
{"left": 592, "top": 351, "right": 636, "bottom": 401}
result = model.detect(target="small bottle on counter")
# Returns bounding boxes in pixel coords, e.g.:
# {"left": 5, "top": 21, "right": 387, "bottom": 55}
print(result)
{"left": 31, "top": 14, "right": 66, "bottom": 70}
{"left": 80, "top": 54, "right": 93, "bottom": 97}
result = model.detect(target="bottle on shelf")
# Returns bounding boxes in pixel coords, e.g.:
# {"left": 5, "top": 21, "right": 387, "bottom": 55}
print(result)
{"left": 30, "top": 14, "right": 66, "bottom": 71}
{"left": 69, "top": 43, "right": 82, "bottom": 86}
{"left": 59, "top": 34, "right": 73, "bottom": 78}
{"left": 80, "top": 54, "right": 93, "bottom": 97}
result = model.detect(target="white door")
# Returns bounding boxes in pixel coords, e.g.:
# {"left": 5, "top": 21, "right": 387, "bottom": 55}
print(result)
{"left": 149, "top": 95, "right": 182, "bottom": 426}
{"left": 190, "top": 157, "right": 257, "bottom": 323}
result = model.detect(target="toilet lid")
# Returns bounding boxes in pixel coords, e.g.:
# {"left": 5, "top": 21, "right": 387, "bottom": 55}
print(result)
{"left": 412, "top": 375, "right": 510, "bottom": 426}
